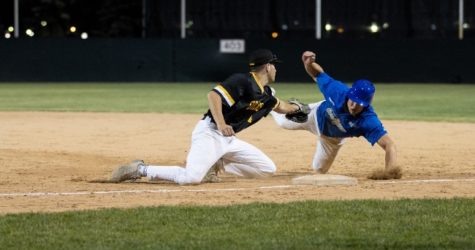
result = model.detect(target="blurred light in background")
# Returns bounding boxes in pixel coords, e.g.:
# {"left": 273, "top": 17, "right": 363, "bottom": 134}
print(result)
{"left": 271, "top": 32, "right": 279, "bottom": 38}
{"left": 25, "top": 29, "right": 34, "bottom": 37}
{"left": 369, "top": 23, "right": 380, "bottom": 33}
{"left": 81, "top": 32, "right": 88, "bottom": 39}
{"left": 4, "top": 33, "right": 11, "bottom": 39}
{"left": 0, "top": 1, "right": 472, "bottom": 39}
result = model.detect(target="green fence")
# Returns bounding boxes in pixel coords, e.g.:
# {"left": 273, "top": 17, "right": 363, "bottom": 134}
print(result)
{"left": 0, "top": 39, "right": 473, "bottom": 83}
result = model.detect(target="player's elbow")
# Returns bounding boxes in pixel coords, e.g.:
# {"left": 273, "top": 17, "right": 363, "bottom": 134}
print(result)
{"left": 207, "top": 91, "right": 217, "bottom": 99}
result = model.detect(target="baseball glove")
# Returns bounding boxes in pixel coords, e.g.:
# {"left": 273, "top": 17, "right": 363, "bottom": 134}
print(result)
{"left": 285, "top": 98, "right": 311, "bottom": 123}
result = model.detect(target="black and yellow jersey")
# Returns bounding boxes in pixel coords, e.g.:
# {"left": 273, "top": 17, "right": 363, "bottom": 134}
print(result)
{"left": 204, "top": 72, "right": 279, "bottom": 133}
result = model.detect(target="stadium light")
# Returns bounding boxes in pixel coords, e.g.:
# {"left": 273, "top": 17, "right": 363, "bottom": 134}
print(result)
{"left": 70, "top": 26, "right": 77, "bottom": 33}
{"left": 8, "top": 26, "right": 14, "bottom": 32}
{"left": 271, "top": 32, "right": 279, "bottom": 38}
{"left": 325, "top": 23, "right": 332, "bottom": 31}
{"left": 81, "top": 32, "right": 88, "bottom": 39}
{"left": 41, "top": 21, "right": 48, "bottom": 27}
{"left": 4, "top": 33, "right": 11, "bottom": 39}
{"left": 382, "top": 22, "right": 389, "bottom": 29}
{"left": 337, "top": 27, "right": 344, "bottom": 33}
{"left": 369, "top": 23, "right": 380, "bottom": 33}
{"left": 25, "top": 29, "right": 34, "bottom": 37}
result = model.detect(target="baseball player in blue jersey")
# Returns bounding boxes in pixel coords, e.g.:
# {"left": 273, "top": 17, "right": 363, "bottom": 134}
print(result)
{"left": 110, "top": 49, "right": 308, "bottom": 184}
{"left": 271, "top": 51, "right": 400, "bottom": 179}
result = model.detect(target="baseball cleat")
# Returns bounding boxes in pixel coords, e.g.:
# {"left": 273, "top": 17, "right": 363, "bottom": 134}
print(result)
{"left": 202, "top": 159, "right": 224, "bottom": 183}
{"left": 110, "top": 160, "right": 146, "bottom": 183}
{"left": 202, "top": 171, "right": 221, "bottom": 183}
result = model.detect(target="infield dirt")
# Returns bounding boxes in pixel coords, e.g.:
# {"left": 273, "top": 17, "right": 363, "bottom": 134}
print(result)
{"left": 0, "top": 112, "right": 474, "bottom": 214}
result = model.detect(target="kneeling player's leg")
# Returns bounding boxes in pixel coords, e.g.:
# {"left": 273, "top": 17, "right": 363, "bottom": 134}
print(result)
{"left": 145, "top": 120, "right": 225, "bottom": 185}
{"left": 223, "top": 139, "right": 276, "bottom": 178}
{"left": 312, "top": 135, "right": 346, "bottom": 173}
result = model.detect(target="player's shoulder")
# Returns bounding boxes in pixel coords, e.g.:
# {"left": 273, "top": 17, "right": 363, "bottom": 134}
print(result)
{"left": 360, "top": 106, "right": 378, "bottom": 118}
{"left": 224, "top": 73, "right": 250, "bottom": 84}
{"left": 359, "top": 107, "right": 383, "bottom": 126}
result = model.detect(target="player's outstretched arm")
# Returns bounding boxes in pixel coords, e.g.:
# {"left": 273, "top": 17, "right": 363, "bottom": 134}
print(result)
{"left": 273, "top": 98, "right": 303, "bottom": 114}
{"left": 368, "top": 134, "right": 402, "bottom": 180}
{"left": 301, "top": 51, "right": 324, "bottom": 82}
{"left": 377, "top": 134, "right": 397, "bottom": 169}
{"left": 207, "top": 91, "right": 235, "bottom": 136}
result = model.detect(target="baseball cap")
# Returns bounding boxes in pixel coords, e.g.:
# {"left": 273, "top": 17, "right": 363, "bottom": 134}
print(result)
{"left": 248, "top": 49, "right": 282, "bottom": 67}
{"left": 347, "top": 79, "right": 375, "bottom": 107}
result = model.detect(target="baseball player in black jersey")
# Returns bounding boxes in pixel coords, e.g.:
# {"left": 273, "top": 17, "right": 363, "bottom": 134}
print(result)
{"left": 110, "top": 49, "right": 306, "bottom": 184}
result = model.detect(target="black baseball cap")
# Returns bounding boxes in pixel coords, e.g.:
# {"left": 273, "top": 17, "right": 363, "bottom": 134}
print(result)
{"left": 248, "top": 49, "right": 282, "bottom": 67}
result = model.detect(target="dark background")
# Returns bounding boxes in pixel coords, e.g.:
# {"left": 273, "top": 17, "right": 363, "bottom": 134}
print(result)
{"left": 0, "top": 0, "right": 474, "bottom": 83}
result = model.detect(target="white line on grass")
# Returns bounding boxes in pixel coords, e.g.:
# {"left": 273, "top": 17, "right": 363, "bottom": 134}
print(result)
{"left": 0, "top": 178, "right": 473, "bottom": 198}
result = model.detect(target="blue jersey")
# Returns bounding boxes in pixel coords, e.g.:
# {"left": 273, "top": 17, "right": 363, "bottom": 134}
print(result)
{"left": 315, "top": 73, "right": 387, "bottom": 145}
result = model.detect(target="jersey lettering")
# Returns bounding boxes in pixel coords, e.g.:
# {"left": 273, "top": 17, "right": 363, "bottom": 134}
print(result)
{"left": 326, "top": 108, "right": 347, "bottom": 133}
{"left": 247, "top": 100, "right": 264, "bottom": 112}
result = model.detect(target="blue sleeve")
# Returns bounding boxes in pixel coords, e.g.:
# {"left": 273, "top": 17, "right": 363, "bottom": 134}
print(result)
{"left": 362, "top": 117, "right": 387, "bottom": 146}
{"left": 316, "top": 73, "right": 349, "bottom": 102}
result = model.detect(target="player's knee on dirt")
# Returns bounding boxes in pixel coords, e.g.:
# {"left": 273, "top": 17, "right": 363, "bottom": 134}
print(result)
{"left": 226, "top": 161, "right": 276, "bottom": 178}
{"left": 175, "top": 170, "right": 207, "bottom": 185}
{"left": 259, "top": 162, "right": 276, "bottom": 177}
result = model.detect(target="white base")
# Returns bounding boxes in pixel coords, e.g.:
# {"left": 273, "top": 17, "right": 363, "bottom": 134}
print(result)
{"left": 291, "top": 174, "right": 358, "bottom": 186}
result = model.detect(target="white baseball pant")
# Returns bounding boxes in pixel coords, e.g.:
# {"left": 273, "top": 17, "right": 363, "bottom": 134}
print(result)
{"left": 144, "top": 116, "right": 276, "bottom": 185}
{"left": 270, "top": 101, "right": 345, "bottom": 173}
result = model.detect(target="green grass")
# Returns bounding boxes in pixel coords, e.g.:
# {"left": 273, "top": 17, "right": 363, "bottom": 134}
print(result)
{"left": 0, "top": 83, "right": 214, "bottom": 113}
{"left": 1, "top": 199, "right": 474, "bottom": 250}
{"left": 0, "top": 83, "right": 474, "bottom": 122}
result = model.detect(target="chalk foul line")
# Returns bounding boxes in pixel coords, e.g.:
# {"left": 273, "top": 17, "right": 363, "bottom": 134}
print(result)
{"left": 0, "top": 178, "right": 474, "bottom": 198}
{"left": 374, "top": 178, "right": 475, "bottom": 184}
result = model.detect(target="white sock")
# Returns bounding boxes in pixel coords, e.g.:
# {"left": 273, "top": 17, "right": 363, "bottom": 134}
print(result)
{"left": 145, "top": 166, "right": 185, "bottom": 182}
{"left": 138, "top": 165, "right": 148, "bottom": 177}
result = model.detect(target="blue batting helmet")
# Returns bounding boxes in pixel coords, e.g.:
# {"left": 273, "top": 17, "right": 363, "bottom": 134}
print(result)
{"left": 347, "top": 79, "right": 375, "bottom": 107}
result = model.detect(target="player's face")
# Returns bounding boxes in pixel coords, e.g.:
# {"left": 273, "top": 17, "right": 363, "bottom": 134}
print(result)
{"left": 347, "top": 99, "right": 364, "bottom": 116}
{"left": 266, "top": 63, "right": 277, "bottom": 83}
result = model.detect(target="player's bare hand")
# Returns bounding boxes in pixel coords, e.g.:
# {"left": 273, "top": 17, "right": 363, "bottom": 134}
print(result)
{"left": 301, "top": 51, "right": 316, "bottom": 64}
{"left": 218, "top": 124, "right": 235, "bottom": 137}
